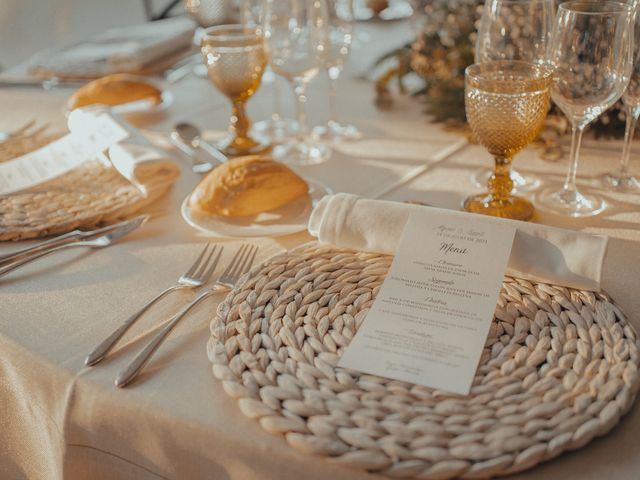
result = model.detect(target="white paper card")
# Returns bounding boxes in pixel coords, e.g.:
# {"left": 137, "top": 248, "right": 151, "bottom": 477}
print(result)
{"left": 339, "top": 210, "right": 516, "bottom": 395}
{"left": 0, "top": 113, "right": 129, "bottom": 196}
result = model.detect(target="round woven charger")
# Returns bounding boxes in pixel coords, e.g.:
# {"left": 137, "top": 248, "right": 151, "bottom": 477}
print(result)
{"left": 0, "top": 133, "right": 177, "bottom": 241}
{"left": 208, "top": 244, "right": 640, "bottom": 479}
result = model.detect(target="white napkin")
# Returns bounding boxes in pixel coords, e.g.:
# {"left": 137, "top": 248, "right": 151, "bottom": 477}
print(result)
{"left": 308, "top": 193, "right": 609, "bottom": 292}
{"left": 30, "top": 17, "right": 195, "bottom": 75}
{"left": 67, "top": 107, "right": 180, "bottom": 196}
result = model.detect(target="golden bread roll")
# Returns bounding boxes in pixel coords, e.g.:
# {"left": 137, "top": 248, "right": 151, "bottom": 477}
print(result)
{"left": 67, "top": 74, "right": 162, "bottom": 110}
{"left": 189, "top": 155, "right": 309, "bottom": 217}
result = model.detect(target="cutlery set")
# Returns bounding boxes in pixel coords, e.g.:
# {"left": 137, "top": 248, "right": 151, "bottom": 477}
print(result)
{"left": 0, "top": 216, "right": 258, "bottom": 388}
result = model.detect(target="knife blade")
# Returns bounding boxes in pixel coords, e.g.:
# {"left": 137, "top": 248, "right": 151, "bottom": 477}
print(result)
{"left": 0, "top": 215, "right": 150, "bottom": 267}
{"left": 0, "top": 214, "right": 149, "bottom": 280}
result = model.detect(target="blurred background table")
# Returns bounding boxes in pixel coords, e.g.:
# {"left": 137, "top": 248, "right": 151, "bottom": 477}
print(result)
{"left": 1, "top": 1, "right": 640, "bottom": 479}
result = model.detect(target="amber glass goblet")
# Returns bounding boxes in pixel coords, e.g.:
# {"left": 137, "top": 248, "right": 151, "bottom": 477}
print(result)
{"left": 463, "top": 61, "right": 551, "bottom": 221}
{"left": 201, "top": 25, "right": 270, "bottom": 156}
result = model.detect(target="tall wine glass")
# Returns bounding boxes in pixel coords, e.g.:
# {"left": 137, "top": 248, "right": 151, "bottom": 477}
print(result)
{"left": 600, "top": 0, "right": 640, "bottom": 192}
{"left": 312, "top": 0, "right": 362, "bottom": 141}
{"left": 473, "top": 0, "right": 555, "bottom": 192}
{"left": 201, "top": 25, "right": 270, "bottom": 156}
{"left": 263, "top": 0, "right": 331, "bottom": 165}
{"left": 464, "top": 61, "right": 551, "bottom": 221}
{"left": 240, "top": 0, "right": 300, "bottom": 142}
{"left": 537, "top": 1, "right": 633, "bottom": 217}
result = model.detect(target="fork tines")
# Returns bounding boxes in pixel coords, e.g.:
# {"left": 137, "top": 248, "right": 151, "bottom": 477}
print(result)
{"left": 218, "top": 244, "right": 258, "bottom": 286}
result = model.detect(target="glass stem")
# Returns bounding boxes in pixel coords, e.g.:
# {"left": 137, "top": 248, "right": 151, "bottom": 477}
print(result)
{"left": 272, "top": 76, "right": 283, "bottom": 123}
{"left": 293, "top": 80, "right": 310, "bottom": 144}
{"left": 488, "top": 155, "right": 514, "bottom": 203}
{"left": 619, "top": 104, "right": 638, "bottom": 179}
{"left": 327, "top": 66, "right": 341, "bottom": 126}
{"left": 231, "top": 99, "right": 250, "bottom": 143}
{"left": 563, "top": 125, "right": 585, "bottom": 196}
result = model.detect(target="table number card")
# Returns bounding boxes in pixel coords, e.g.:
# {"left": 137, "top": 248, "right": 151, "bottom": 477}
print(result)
{"left": 339, "top": 210, "right": 516, "bottom": 395}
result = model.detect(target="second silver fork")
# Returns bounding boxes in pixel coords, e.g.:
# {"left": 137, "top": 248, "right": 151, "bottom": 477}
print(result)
{"left": 85, "top": 243, "right": 223, "bottom": 366}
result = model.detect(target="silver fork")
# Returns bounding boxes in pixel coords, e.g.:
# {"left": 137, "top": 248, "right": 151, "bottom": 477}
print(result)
{"left": 115, "top": 244, "right": 258, "bottom": 388}
{"left": 85, "top": 244, "right": 223, "bottom": 367}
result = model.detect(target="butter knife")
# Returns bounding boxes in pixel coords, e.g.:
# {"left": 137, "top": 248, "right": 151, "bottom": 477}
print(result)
{"left": 0, "top": 215, "right": 150, "bottom": 267}
{"left": 0, "top": 215, "right": 149, "bottom": 279}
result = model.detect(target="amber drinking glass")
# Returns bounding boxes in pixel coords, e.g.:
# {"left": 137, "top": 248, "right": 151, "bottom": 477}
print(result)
{"left": 201, "top": 25, "right": 270, "bottom": 156}
{"left": 464, "top": 61, "right": 551, "bottom": 221}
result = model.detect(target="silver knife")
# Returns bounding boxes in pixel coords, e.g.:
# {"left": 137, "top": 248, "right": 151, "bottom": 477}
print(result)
{"left": 0, "top": 215, "right": 149, "bottom": 269}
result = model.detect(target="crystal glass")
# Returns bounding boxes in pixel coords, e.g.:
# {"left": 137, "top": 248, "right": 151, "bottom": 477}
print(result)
{"left": 600, "top": 0, "right": 640, "bottom": 192}
{"left": 252, "top": 69, "right": 300, "bottom": 142}
{"left": 312, "top": 0, "right": 362, "bottom": 141}
{"left": 263, "top": 0, "right": 331, "bottom": 165}
{"left": 239, "top": 0, "right": 299, "bottom": 142}
{"left": 464, "top": 61, "right": 551, "bottom": 221}
{"left": 184, "top": 0, "right": 234, "bottom": 27}
{"left": 263, "top": 0, "right": 330, "bottom": 165}
{"left": 473, "top": 0, "right": 555, "bottom": 192}
{"left": 201, "top": 25, "right": 270, "bottom": 156}
{"left": 537, "top": 1, "right": 633, "bottom": 217}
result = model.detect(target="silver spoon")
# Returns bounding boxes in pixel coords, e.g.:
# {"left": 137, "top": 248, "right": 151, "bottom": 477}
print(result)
{"left": 171, "top": 123, "right": 228, "bottom": 173}
{"left": 170, "top": 126, "right": 214, "bottom": 174}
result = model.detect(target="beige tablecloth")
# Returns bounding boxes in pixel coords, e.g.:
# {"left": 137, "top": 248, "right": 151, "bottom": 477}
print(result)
{"left": 2, "top": 18, "right": 640, "bottom": 480}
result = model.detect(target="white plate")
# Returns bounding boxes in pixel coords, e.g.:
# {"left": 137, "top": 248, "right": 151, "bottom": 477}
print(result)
{"left": 181, "top": 179, "right": 331, "bottom": 238}
{"left": 112, "top": 90, "right": 173, "bottom": 116}
{"left": 64, "top": 90, "right": 173, "bottom": 117}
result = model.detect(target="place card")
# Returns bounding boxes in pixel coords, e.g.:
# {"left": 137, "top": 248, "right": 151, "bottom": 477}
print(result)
{"left": 0, "top": 112, "right": 129, "bottom": 196}
{"left": 338, "top": 210, "right": 516, "bottom": 395}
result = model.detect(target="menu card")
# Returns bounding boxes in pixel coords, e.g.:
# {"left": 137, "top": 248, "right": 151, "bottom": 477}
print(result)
{"left": 0, "top": 112, "right": 129, "bottom": 196}
{"left": 339, "top": 210, "right": 516, "bottom": 395}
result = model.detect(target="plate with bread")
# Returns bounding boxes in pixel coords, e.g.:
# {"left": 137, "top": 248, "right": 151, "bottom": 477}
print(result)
{"left": 65, "top": 73, "right": 172, "bottom": 116}
{"left": 182, "top": 155, "right": 332, "bottom": 237}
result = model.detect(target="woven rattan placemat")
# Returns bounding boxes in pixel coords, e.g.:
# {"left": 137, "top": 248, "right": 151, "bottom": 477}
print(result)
{"left": 208, "top": 243, "right": 640, "bottom": 479}
{"left": 0, "top": 132, "right": 177, "bottom": 241}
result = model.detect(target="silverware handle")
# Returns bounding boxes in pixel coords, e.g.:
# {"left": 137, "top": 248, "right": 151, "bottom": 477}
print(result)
{"left": 0, "top": 230, "right": 81, "bottom": 266}
{"left": 0, "top": 242, "right": 80, "bottom": 279}
{"left": 84, "top": 284, "right": 185, "bottom": 367}
{"left": 115, "top": 289, "right": 216, "bottom": 388}
{"left": 195, "top": 141, "right": 228, "bottom": 164}
{"left": 170, "top": 136, "right": 196, "bottom": 159}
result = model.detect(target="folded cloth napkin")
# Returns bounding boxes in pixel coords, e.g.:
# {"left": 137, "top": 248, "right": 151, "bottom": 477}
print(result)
{"left": 308, "top": 193, "right": 609, "bottom": 292}
{"left": 29, "top": 17, "right": 196, "bottom": 77}
{"left": 67, "top": 107, "right": 180, "bottom": 196}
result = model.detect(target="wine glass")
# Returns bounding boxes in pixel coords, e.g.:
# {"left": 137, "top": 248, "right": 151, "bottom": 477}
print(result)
{"left": 537, "top": 1, "right": 633, "bottom": 217}
{"left": 600, "top": 0, "right": 640, "bottom": 192}
{"left": 262, "top": 0, "right": 331, "bottom": 165}
{"left": 473, "top": 0, "right": 556, "bottom": 192}
{"left": 464, "top": 61, "right": 552, "bottom": 221}
{"left": 312, "top": 0, "right": 362, "bottom": 141}
{"left": 201, "top": 25, "right": 271, "bottom": 156}
{"left": 239, "top": 0, "right": 300, "bottom": 142}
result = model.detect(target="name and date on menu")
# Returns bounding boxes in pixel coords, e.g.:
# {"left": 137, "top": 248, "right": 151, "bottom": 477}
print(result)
{"left": 339, "top": 210, "right": 516, "bottom": 395}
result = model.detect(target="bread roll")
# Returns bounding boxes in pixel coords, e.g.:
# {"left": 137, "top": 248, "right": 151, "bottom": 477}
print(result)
{"left": 67, "top": 74, "right": 162, "bottom": 111}
{"left": 189, "top": 155, "right": 309, "bottom": 217}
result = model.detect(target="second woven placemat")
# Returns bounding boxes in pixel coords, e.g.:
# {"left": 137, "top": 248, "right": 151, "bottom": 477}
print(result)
{"left": 0, "top": 132, "right": 178, "bottom": 241}
{"left": 208, "top": 243, "right": 640, "bottom": 479}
